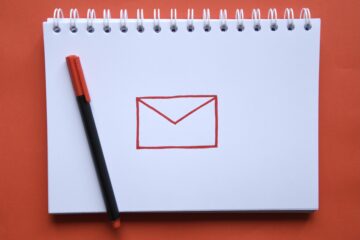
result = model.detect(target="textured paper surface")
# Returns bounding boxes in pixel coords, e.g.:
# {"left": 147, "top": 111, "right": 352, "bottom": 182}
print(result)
{"left": 43, "top": 19, "right": 320, "bottom": 213}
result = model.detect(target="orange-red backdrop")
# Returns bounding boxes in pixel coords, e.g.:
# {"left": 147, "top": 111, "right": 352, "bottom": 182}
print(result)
{"left": 1, "top": 0, "right": 360, "bottom": 239}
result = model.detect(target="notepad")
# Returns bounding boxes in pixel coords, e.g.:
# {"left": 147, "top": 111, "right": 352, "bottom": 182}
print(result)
{"left": 43, "top": 8, "right": 320, "bottom": 213}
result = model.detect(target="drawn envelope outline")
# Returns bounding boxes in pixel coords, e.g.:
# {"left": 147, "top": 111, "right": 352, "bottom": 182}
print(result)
{"left": 136, "top": 95, "right": 218, "bottom": 149}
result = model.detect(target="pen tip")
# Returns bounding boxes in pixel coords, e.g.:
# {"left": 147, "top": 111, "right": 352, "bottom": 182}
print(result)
{"left": 112, "top": 219, "right": 121, "bottom": 229}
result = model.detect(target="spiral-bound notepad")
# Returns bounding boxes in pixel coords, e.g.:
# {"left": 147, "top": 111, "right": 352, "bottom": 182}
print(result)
{"left": 43, "top": 8, "right": 320, "bottom": 213}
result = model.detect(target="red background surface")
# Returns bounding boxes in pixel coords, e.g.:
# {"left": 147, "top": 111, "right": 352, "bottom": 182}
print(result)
{"left": 1, "top": 0, "right": 360, "bottom": 239}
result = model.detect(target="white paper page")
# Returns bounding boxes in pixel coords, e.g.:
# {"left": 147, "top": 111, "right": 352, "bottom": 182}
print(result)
{"left": 44, "top": 18, "right": 320, "bottom": 213}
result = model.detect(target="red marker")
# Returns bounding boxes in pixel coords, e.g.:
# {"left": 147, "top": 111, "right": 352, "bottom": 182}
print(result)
{"left": 66, "top": 55, "right": 121, "bottom": 229}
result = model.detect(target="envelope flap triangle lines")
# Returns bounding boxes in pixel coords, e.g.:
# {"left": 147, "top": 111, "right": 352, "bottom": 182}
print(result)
{"left": 139, "top": 96, "right": 216, "bottom": 125}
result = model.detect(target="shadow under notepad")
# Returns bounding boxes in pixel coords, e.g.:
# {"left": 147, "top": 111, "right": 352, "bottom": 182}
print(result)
{"left": 52, "top": 211, "right": 313, "bottom": 224}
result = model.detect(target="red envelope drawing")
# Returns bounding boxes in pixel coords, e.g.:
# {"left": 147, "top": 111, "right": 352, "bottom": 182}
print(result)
{"left": 136, "top": 95, "right": 218, "bottom": 149}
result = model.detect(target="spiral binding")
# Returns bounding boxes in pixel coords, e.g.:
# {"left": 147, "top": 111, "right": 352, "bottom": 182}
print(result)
{"left": 120, "top": 9, "right": 128, "bottom": 32}
{"left": 252, "top": 9, "right": 261, "bottom": 31}
{"left": 300, "top": 8, "right": 312, "bottom": 30}
{"left": 268, "top": 8, "right": 278, "bottom": 31}
{"left": 153, "top": 9, "right": 161, "bottom": 32}
{"left": 219, "top": 9, "right": 228, "bottom": 31}
{"left": 52, "top": 8, "right": 64, "bottom": 32}
{"left": 87, "top": 9, "right": 96, "bottom": 32}
{"left": 170, "top": 8, "right": 177, "bottom": 32}
{"left": 284, "top": 8, "right": 295, "bottom": 30}
{"left": 187, "top": 8, "right": 195, "bottom": 32}
{"left": 203, "top": 9, "right": 211, "bottom": 32}
{"left": 235, "top": 9, "right": 245, "bottom": 31}
{"left": 51, "top": 8, "right": 313, "bottom": 33}
{"left": 69, "top": 8, "right": 79, "bottom": 32}
{"left": 103, "top": 9, "right": 111, "bottom": 32}
{"left": 136, "top": 9, "right": 144, "bottom": 32}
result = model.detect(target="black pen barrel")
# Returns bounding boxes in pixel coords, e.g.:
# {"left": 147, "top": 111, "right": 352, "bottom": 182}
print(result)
{"left": 76, "top": 95, "right": 119, "bottom": 221}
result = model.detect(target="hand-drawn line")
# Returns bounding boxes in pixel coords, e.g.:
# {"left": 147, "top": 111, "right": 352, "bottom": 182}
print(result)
{"left": 138, "top": 97, "right": 215, "bottom": 125}
{"left": 136, "top": 95, "right": 218, "bottom": 150}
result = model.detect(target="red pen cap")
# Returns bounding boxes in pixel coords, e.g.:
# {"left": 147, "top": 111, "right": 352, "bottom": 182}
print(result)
{"left": 66, "top": 55, "right": 91, "bottom": 103}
